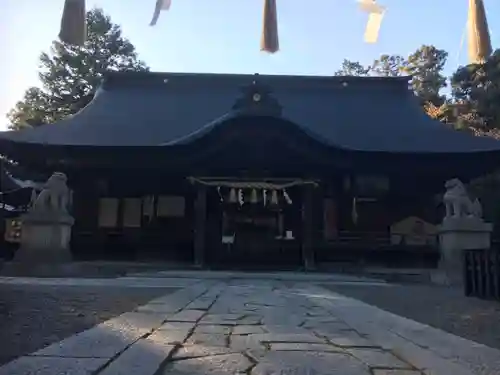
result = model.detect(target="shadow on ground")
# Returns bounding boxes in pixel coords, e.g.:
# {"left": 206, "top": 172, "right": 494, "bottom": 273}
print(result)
{"left": 0, "top": 284, "right": 177, "bottom": 365}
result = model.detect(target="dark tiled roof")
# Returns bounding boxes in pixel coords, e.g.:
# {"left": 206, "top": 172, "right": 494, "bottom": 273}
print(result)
{"left": 2, "top": 71, "right": 500, "bottom": 153}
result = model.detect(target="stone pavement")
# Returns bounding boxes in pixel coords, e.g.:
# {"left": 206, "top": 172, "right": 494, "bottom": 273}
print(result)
{"left": 1, "top": 276, "right": 499, "bottom": 375}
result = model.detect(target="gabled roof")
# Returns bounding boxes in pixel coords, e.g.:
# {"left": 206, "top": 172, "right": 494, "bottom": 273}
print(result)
{"left": 1, "top": 71, "right": 500, "bottom": 153}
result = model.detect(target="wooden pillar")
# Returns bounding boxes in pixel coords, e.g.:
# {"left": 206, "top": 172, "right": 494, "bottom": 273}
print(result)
{"left": 302, "top": 184, "right": 315, "bottom": 271}
{"left": 194, "top": 185, "right": 207, "bottom": 267}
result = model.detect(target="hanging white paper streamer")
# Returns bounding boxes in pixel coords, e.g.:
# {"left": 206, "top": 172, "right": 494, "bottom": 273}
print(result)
{"left": 358, "top": 0, "right": 383, "bottom": 13}
{"left": 364, "top": 11, "right": 385, "bottom": 43}
{"left": 150, "top": 0, "right": 172, "bottom": 26}
{"left": 358, "top": 0, "right": 386, "bottom": 43}
{"left": 238, "top": 189, "right": 244, "bottom": 205}
{"left": 283, "top": 189, "right": 292, "bottom": 205}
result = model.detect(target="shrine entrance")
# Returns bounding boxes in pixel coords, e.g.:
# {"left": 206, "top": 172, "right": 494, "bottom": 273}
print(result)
{"left": 189, "top": 177, "right": 317, "bottom": 269}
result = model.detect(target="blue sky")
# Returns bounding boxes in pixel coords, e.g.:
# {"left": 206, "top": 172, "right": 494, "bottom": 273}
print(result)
{"left": 0, "top": 0, "right": 498, "bottom": 130}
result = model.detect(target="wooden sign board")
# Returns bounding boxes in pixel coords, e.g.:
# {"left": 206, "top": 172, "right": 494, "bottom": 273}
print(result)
{"left": 390, "top": 216, "right": 437, "bottom": 246}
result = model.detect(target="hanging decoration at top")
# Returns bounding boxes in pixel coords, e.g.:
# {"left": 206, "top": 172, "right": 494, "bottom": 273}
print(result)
{"left": 57, "top": 0, "right": 492, "bottom": 64}
{"left": 150, "top": 0, "right": 172, "bottom": 26}
{"left": 467, "top": 0, "right": 492, "bottom": 64}
{"left": 358, "top": 0, "right": 386, "bottom": 44}
{"left": 59, "top": 0, "right": 87, "bottom": 46}
{"left": 261, "top": 0, "right": 279, "bottom": 53}
{"left": 57, "top": 0, "right": 384, "bottom": 51}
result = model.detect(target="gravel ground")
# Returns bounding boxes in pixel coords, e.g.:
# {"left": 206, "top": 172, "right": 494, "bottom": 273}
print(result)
{"left": 0, "top": 284, "right": 177, "bottom": 366}
{"left": 322, "top": 283, "right": 500, "bottom": 350}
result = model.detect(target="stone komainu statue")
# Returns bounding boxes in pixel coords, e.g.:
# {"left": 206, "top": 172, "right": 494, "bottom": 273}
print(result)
{"left": 443, "top": 178, "right": 482, "bottom": 219}
{"left": 30, "top": 172, "right": 72, "bottom": 214}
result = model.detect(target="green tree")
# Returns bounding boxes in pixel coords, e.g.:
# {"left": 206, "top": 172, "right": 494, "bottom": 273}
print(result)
{"left": 405, "top": 45, "right": 448, "bottom": 106}
{"left": 423, "top": 101, "right": 456, "bottom": 124}
{"left": 451, "top": 49, "right": 500, "bottom": 131}
{"left": 370, "top": 54, "right": 406, "bottom": 77}
{"left": 8, "top": 8, "right": 148, "bottom": 130}
{"left": 334, "top": 59, "right": 370, "bottom": 76}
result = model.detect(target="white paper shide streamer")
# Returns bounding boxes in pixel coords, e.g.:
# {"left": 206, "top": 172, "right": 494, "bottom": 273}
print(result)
{"left": 358, "top": 0, "right": 386, "bottom": 44}
{"left": 150, "top": 0, "right": 172, "bottom": 26}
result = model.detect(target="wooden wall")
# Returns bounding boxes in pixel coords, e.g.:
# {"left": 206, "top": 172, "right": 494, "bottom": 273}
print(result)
{"left": 68, "top": 170, "right": 442, "bottom": 266}
{"left": 70, "top": 175, "right": 196, "bottom": 262}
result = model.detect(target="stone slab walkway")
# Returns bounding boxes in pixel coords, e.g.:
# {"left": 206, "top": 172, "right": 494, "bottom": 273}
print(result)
{"left": 1, "top": 277, "right": 499, "bottom": 374}
{"left": 0, "top": 283, "right": 177, "bottom": 366}
{"left": 125, "top": 270, "right": 383, "bottom": 283}
{"left": 0, "top": 276, "right": 201, "bottom": 288}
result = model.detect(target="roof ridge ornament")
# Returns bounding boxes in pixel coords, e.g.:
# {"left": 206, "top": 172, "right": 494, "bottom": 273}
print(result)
{"left": 232, "top": 78, "right": 283, "bottom": 116}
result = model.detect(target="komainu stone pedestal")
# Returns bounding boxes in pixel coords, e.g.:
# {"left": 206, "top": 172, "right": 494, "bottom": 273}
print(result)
{"left": 11, "top": 172, "right": 74, "bottom": 273}
{"left": 14, "top": 212, "right": 74, "bottom": 264}
{"left": 435, "top": 218, "right": 492, "bottom": 286}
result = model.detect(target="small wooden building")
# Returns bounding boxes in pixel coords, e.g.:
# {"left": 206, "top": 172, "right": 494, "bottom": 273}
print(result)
{"left": 1, "top": 72, "right": 500, "bottom": 268}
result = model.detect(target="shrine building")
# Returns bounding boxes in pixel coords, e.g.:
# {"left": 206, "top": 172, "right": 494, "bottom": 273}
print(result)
{"left": 1, "top": 71, "right": 500, "bottom": 269}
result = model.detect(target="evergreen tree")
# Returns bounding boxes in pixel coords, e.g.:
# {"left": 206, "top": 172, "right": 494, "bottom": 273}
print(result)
{"left": 405, "top": 45, "right": 448, "bottom": 106}
{"left": 334, "top": 59, "right": 371, "bottom": 76}
{"left": 371, "top": 54, "right": 407, "bottom": 77}
{"left": 8, "top": 8, "right": 148, "bottom": 130}
{"left": 451, "top": 49, "right": 500, "bottom": 131}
